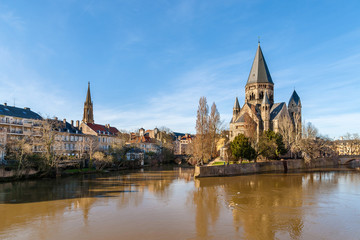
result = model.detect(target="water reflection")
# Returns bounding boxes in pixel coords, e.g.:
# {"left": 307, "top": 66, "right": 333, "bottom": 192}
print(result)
{"left": 0, "top": 168, "right": 359, "bottom": 240}
{"left": 192, "top": 171, "right": 358, "bottom": 240}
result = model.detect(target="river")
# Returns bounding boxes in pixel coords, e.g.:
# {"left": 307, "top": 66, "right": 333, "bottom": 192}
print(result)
{"left": 0, "top": 167, "right": 360, "bottom": 240}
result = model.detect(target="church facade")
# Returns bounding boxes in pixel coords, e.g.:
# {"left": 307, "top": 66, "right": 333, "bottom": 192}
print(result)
{"left": 230, "top": 44, "right": 302, "bottom": 141}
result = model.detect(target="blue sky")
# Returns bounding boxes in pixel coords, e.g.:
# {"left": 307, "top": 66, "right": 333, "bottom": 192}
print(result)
{"left": 0, "top": 0, "right": 359, "bottom": 138}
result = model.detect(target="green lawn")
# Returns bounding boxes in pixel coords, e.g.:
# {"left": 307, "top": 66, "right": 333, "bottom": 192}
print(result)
{"left": 211, "top": 160, "right": 250, "bottom": 166}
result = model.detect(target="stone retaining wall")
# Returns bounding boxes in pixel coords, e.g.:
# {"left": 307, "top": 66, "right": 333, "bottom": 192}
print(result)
{"left": 0, "top": 168, "right": 38, "bottom": 180}
{"left": 194, "top": 157, "right": 339, "bottom": 178}
{"left": 349, "top": 160, "right": 360, "bottom": 168}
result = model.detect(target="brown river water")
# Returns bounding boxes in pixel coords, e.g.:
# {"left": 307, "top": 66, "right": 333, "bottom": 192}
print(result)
{"left": 0, "top": 167, "right": 360, "bottom": 240}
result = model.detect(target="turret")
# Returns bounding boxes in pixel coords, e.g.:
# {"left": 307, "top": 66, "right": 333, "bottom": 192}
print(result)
{"left": 261, "top": 92, "right": 271, "bottom": 131}
{"left": 232, "top": 97, "right": 240, "bottom": 122}
{"left": 288, "top": 90, "right": 302, "bottom": 137}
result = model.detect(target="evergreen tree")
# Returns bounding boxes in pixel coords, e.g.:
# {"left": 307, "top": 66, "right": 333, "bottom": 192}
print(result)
{"left": 230, "top": 134, "right": 256, "bottom": 163}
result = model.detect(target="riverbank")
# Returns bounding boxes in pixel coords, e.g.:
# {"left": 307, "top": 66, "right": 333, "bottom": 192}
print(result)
{"left": 0, "top": 166, "right": 136, "bottom": 182}
{"left": 0, "top": 162, "right": 193, "bottom": 182}
{"left": 194, "top": 157, "right": 352, "bottom": 178}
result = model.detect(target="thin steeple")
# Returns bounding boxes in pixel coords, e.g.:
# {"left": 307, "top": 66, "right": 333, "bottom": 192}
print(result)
{"left": 246, "top": 43, "right": 274, "bottom": 85}
{"left": 85, "top": 81, "right": 92, "bottom": 104}
{"left": 233, "top": 97, "right": 240, "bottom": 111}
{"left": 83, "top": 82, "right": 94, "bottom": 124}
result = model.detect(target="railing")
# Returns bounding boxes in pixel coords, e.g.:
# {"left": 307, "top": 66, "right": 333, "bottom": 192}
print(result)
{"left": 0, "top": 120, "right": 23, "bottom": 125}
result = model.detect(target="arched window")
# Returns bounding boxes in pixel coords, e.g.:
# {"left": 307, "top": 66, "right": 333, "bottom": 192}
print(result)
{"left": 259, "top": 91, "right": 264, "bottom": 99}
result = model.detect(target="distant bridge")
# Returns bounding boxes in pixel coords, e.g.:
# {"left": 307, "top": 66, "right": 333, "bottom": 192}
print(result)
{"left": 338, "top": 155, "right": 360, "bottom": 165}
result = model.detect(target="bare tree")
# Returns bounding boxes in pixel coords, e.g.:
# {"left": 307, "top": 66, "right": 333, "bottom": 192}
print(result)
{"left": 194, "top": 97, "right": 210, "bottom": 165}
{"left": 6, "top": 137, "right": 32, "bottom": 173}
{"left": 35, "top": 120, "right": 63, "bottom": 172}
{"left": 86, "top": 135, "right": 99, "bottom": 168}
{"left": 208, "top": 102, "right": 221, "bottom": 159}
{"left": 278, "top": 115, "right": 296, "bottom": 158}
{"left": 292, "top": 122, "right": 335, "bottom": 164}
{"left": 93, "top": 151, "right": 114, "bottom": 170}
{"left": 244, "top": 113, "right": 257, "bottom": 144}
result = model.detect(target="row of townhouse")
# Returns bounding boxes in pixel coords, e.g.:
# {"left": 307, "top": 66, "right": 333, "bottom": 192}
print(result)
{"left": 0, "top": 82, "right": 121, "bottom": 162}
{"left": 129, "top": 128, "right": 162, "bottom": 154}
{"left": 128, "top": 128, "right": 194, "bottom": 156}
{"left": 334, "top": 139, "right": 360, "bottom": 156}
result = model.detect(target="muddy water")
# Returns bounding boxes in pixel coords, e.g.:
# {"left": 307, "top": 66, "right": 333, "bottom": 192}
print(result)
{"left": 0, "top": 168, "right": 360, "bottom": 240}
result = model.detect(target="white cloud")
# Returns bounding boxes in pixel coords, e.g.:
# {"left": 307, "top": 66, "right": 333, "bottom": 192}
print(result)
{"left": 0, "top": 11, "right": 24, "bottom": 31}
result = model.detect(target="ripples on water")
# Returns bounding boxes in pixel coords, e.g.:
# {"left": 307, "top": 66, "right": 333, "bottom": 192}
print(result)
{"left": 0, "top": 167, "right": 360, "bottom": 240}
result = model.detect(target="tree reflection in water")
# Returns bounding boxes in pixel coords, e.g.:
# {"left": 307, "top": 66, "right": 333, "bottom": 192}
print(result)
{"left": 0, "top": 169, "right": 358, "bottom": 240}
{"left": 192, "top": 171, "right": 344, "bottom": 240}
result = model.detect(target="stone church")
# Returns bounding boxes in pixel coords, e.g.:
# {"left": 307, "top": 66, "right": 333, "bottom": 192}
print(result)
{"left": 230, "top": 43, "right": 302, "bottom": 141}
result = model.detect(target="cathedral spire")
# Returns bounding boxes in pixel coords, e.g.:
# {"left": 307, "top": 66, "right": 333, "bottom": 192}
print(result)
{"left": 83, "top": 82, "right": 94, "bottom": 124}
{"left": 246, "top": 43, "right": 274, "bottom": 85}
{"left": 85, "top": 81, "right": 92, "bottom": 104}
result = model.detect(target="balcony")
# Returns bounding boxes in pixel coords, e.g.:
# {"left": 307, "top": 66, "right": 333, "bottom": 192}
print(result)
{"left": 0, "top": 120, "right": 23, "bottom": 126}
{"left": 8, "top": 130, "right": 24, "bottom": 135}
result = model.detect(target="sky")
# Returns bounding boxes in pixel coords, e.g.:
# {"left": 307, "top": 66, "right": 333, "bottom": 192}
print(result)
{"left": 0, "top": 0, "right": 359, "bottom": 138}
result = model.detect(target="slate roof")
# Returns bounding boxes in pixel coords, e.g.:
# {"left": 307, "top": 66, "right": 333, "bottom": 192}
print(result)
{"left": 49, "top": 120, "right": 83, "bottom": 134}
{"left": 0, "top": 104, "right": 42, "bottom": 120}
{"left": 289, "top": 90, "right": 300, "bottom": 106}
{"left": 246, "top": 44, "right": 274, "bottom": 85}
{"left": 87, "top": 123, "right": 119, "bottom": 136}
{"left": 235, "top": 114, "right": 246, "bottom": 123}
{"left": 270, "top": 102, "right": 286, "bottom": 120}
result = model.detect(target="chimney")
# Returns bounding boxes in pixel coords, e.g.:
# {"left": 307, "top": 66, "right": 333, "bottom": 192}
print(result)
{"left": 63, "top": 119, "right": 66, "bottom": 124}
{"left": 139, "top": 128, "right": 145, "bottom": 137}
{"left": 76, "top": 120, "right": 80, "bottom": 128}
{"left": 4, "top": 103, "right": 7, "bottom": 106}
{"left": 71, "top": 120, "right": 74, "bottom": 126}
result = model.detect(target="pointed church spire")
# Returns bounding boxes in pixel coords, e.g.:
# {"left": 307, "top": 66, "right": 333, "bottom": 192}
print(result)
{"left": 233, "top": 97, "right": 240, "bottom": 111}
{"left": 262, "top": 92, "right": 270, "bottom": 105}
{"left": 246, "top": 43, "right": 274, "bottom": 85}
{"left": 86, "top": 81, "right": 92, "bottom": 104}
{"left": 83, "top": 82, "right": 94, "bottom": 124}
{"left": 289, "top": 90, "right": 300, "bottom": 106}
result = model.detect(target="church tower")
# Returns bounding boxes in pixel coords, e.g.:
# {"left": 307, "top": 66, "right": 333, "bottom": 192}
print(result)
{"left": 245, "top": 43, "right": 274, "bottom": 105}
{"left": 261, "top": 92, "right": 271, "bottom": 131}
{"left": 288, "top": 90, "right": 302, "bottom": 137}
{"left": 83, "top": 82, "right": 94, "bottom": 124}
